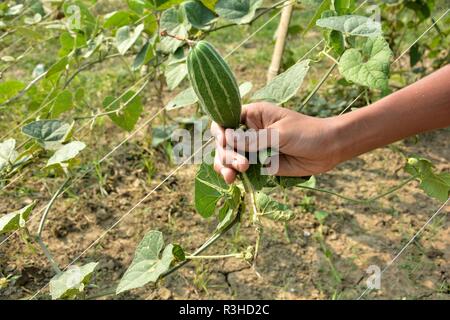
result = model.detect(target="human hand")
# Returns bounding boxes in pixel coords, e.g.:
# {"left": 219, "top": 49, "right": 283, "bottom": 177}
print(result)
{"left": 210, "top": 102, "right": 340, "bottom": 184}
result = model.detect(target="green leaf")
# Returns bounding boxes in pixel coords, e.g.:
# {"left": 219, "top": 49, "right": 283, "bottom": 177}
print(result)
{"left": 304, "top": 0, "right": 331, "bottom": 34}
{"left": 405, "top": 158, "right": 450, "bottom": 202}
{"left": 200, "top": 0, "right": 219, "bottom": 11}
{"left": 51, "top": 90, "right": 73, "bottom": 117}
{"left": 166, "top": 87, "right": 198, "bottom": 110}
{"left": 165, "top": 62, "right": 188, "bottom": 91}
{"left": 239, "top": 81, "right": 253, "bottom": 98}
{"left": 0, "top": 80, "right": 25, "bottom": 104}
{"left": 132, "top": 41, "right": 154, "bottom": 71}
{"left": 246, "top": 164, "right": 269, "bottom": 191}
{"left": 251, "top": 59, "right": 310, "bottom": 104}
{"left": 151, "top": 125, "right": 177, "bottom": 147}
{"left": 334, "top": 0, "right": 352, "bottom": 14}
{"left": 104, "top": 91, "right": 143, "bottom": 132}
{"left": 314, "top": 210, "right": 329, "bottom": 223}
{"left": 215, "top": 0, "right": 263, "bottom": 24}
{"left": 182, "top": 0, "right": 216, "bottom": 30}
{"left": 46, "top": 56, "right": 69, "bottom": 79}
{"left": 159, "top": 7, "right": 189, "bottom": 53}
{"left": 409, "top": 43, "right": 421, "bottom": 67}
{"left": 0, "top": 202, "right": 35, "bottom": 235}
{"left": 328, "top": 30, "right": 345, "bottom": 55}
{"left": 0, "top": 139, "right": 18, "bottom": 171}
{"left": 103, "top": 11, "right": 131, "bottom": 29}
{"left": 115, "top": 24, "right": 144, "bottom": 55}
{"left": 148, "top": 0, "right": 185, "bottom": 10}
{"left": 116, "top": 230, "right": 176, "bottom": 294}
{"left": 255, "top": 192, "right": 294, "bottom": 222}
{"left": 338, "top": 36, "right": 392, "bottom": 90}
{"left": 49, "top": 262, "right": 98, "bottom": 300}
{"left": 195, "top": 162, "right": 228, "bottom": 218}
{"left": 275, "top": 175, "right": 316, "bottom": 189}
{"left": 63, "top": 1, "right": 97, "bottom": 36}
{"left": 22, "top": 120, "right": 72, "bottom": 150}
{"left": 46, "top": 141, "right": 86, "bottom": 168}
{"left": 316, "top": 15, "right": 381, "bottom": 37}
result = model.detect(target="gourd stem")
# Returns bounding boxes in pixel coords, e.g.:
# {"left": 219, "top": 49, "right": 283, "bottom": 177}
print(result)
{"left": 37, "top": 177, "right": 72, "bottom": 238}
{"left": 297, "top": 176, "right": 417, "bottom": 204}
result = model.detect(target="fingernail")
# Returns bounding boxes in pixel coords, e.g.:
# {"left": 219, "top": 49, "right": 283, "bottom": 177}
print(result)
{"left": 220, "top": 168, "right": 227, "bottom": 177}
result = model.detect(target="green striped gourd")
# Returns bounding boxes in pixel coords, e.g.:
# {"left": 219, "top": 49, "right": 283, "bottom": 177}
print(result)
{"left": 187, "top": 40, "right": 242, "bottom": 129}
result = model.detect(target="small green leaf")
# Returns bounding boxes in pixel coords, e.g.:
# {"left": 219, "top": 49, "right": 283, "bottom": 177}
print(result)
{"left": 46, "top": 56, "right": 69, "bottom": 79}
{"left": 22, "top": 120, "right": 72, "bottom": 150}
{"left": 328, "top": 30, "right": 345, "bottom": 55}
{"left": 314, "top": 210, "right": 329, "bottom": 223}
{"left": 246, "top": 164, "right": 269, "bottom": 191}
{"left": 0, "top": 202, "right": 35, "bottom": 235}
{"left": 115, "top": 24, "right": 144, "bottom": 55}
{"left": 116, "top": 230, "right": 176, "bottom": 294}
{"left": 0, "top": 80, "right": 25, "bottom": 104}
{"left": 405, "top": 158, "right": 450, "bottom": 202}
{"left": 251, "top": 59, "right": 310, "bottom": 104}
{"left": 275, "top": 175, "right": 316, "bottom": 189}
{"left": 49, "top": 262, "right": 98, "bottom": 300}
{"left": 166, "top": 87, "right": 198, "bottom": 110}
{"left": 103, "top": 11, "right": 130, "bottom": 29}
{"left": 104, "top": 91, "right": 143, "bottom": 132}
{"left": 0, "top": 139, "right": 18, "bottom": 171}
{"left": 195, "top": 162, "right": 228, "bottom": 218}
{"left": 46, "top": 141, "right": 86, "bottom": 168}
{"left": 304, "top": 0, "right": 331, "bottom": 34}
{"left": 316, "top": 15, "right": 381, "bottom": 37}
{"left": 132, "top": 41, "right": 154, "bottom": 71}
{"left": 51, "top": 90, "right": 73, "bottom": 117}
{"left": 338, "top": 36, "right": 392, "bottom": 90}
{"left": 165, "top": 62, "right": 188, "bottom": 91}
{"left": 215, "top": 0, "right": 263, "bottom": 24}
{"left": 182, "top": 0, "right": 216, "bottom": 30}
{"left": 255, "top": 192, "right": 294, "bottom": 222}
{"left": 151, "top": 125, "right": 177, "bottom": 147}
{"left": 159, "top": 7, "right": 189, "bottom": 53}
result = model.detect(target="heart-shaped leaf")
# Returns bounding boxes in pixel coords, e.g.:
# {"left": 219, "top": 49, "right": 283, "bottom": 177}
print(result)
{"left": 338, "top": 36, "right": 392, "bottom": 90}
{"left": 116, "top": 230, "right": 178, "bottom": 294}
{"left": 49, "top": 262, "right": 98, "bottom": 300}
{"left": 255, "top": 192, "right": 294, "bottom": 222}
{"left": 46, "top": 141, "right": 86, "bottom": 168}
{"left": 0, "top": 202, "right": 35, "bottom": 235}
{"left": 316, "top": 15, "right": 381, "bottom": 37}
{"left": 115, "top": 24, "right": 144, "bottom": 55}
{"left": 22, "top": 120, "right": 72, "bottom": 150}
{"left": 0, "top": 139, "right": 18, "bottom": 171}
{"left": 195, "top": 162, "right": 229, "bottom": 218}
{"left": 215, "top": 0, "right": 263, "bottom": 24}
{"left": 103, "top": 91, "right": 143, "bottom": 132}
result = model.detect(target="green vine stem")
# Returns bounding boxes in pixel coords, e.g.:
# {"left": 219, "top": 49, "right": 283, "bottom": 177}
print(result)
{"left": 37, "top": 177, "right": 73, "bottom": 238}
{"left": 297, "top": 176, "right": 417, "bottom": 204}
{"left": 241, "top": 172, "right": 263, "bottom": 273}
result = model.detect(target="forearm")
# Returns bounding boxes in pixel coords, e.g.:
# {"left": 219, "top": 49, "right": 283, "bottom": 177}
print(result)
{"left": 332, "top": 65, "right": 450, "bottom": 163}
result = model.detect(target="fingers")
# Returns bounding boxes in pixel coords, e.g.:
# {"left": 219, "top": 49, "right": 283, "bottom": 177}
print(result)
{"left": 224, "top": 127, "right": 276, "bottom": 153}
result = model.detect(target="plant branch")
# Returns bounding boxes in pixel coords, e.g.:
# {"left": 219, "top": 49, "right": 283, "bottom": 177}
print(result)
{"left": 299, "top": 63, "right": 337, "bottom": 111}
{"left": 37, "top": 177, "right": 72, "bottom": 238}
{"left": 208, "top": 0, "right": 292, "bottom": 33}
{"left": 296, "top": 176, "right": 417, "bottom": 204}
